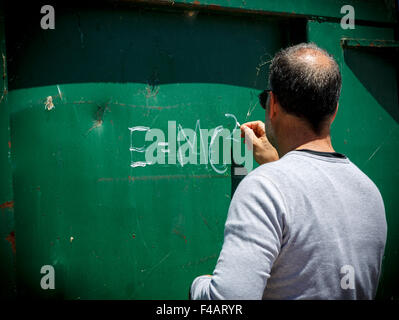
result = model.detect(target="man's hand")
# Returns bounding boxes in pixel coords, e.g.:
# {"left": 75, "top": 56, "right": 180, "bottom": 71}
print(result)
{"left": 240, "top": 121, "right": 279, "bottom": 165}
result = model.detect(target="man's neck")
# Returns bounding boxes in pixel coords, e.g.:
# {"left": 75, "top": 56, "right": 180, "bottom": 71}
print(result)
{"left": 276, "top": 127, "right": 335, "bottom": 157}
{"left": 294, "top": 138, "right": 335, "bottom": 153}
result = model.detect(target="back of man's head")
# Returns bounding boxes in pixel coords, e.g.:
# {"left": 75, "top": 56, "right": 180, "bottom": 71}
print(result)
{"left": 268, "top": 43, "right": 342, "bottom": 135}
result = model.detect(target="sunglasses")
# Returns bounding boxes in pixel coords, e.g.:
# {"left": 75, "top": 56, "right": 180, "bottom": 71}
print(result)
{"left": 259, "top": 89, "right": 272, "bottom": 110}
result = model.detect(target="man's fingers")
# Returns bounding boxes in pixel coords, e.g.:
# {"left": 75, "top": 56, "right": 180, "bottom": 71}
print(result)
{"left": 256, "top": 123, "right": 266, "bottom": 136}
{"left": 241, "top": 121, "right": 265, "bottom": 133}
{"left": 241, "top": 121, "right": 262, "bottom": 130}
{"left": 241, "top": 126, "right": 257, "bottom": 150}
{"left": 240, "top": 121, "right": 265, "bottom": 138}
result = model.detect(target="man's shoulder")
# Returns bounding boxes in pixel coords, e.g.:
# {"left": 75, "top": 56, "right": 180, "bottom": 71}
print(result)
{"left": 245, "top": 155, "right": 298, "bottom": 182}
{"left": 244, "top": 152, "right": 381, "bottom": 197}
{"left": 236, "top": 162, "right": 289, "bottom": 203}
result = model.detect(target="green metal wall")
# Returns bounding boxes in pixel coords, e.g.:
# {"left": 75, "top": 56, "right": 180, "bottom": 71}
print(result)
{"left": 1, "top": 0, "right": 398, "bottom": 299}
{"left": 0, "top": 3, "right": 16, "bottom": 299}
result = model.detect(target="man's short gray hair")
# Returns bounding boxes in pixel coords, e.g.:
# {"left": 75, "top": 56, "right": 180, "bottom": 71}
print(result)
{"left": 268, "top": 43, "right": 342, "bottom": 134}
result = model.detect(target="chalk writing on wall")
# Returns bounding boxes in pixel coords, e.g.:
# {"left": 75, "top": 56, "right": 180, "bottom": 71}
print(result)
{"left": 129, "top": 114, "right": 253, "bottom": 175}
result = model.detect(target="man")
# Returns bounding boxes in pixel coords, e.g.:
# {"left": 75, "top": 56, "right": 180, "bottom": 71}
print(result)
{"left": 190, "top": 43, "right": 387, "bottom": 300}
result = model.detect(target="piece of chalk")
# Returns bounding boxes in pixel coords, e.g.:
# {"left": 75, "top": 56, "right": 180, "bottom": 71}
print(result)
{"left": 237, "top": 121, "right": 241, "bottom": 127}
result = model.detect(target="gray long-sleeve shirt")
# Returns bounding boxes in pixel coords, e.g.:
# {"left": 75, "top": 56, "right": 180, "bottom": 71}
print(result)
{"left": 190, "top": 149, "right": 387, "bottom": 300}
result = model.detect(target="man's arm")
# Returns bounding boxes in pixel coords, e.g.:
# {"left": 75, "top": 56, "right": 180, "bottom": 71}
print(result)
{"left": 190, "top": 172, "right": 287, "bottom": 300}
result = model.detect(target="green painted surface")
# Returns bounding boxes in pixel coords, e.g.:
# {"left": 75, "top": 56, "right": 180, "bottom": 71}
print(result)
{"left": 170, "top": 0, "right": 396, "bottom": 23}
{"left": 341, "top": 38, "right": 399, "bottom": 48}
{"left": 307, "top": 20, "right": 399, "bottom": 299}
{"left": 0, "top": 5, "right": 16, "bottom": 299}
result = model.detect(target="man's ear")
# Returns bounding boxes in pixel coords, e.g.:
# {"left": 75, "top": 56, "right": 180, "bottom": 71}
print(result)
{"left": 331, "top": 103, "right": 339, "bottom": 122}
{"left": 269, "top": 92, "right": 278, "bottom": 120}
